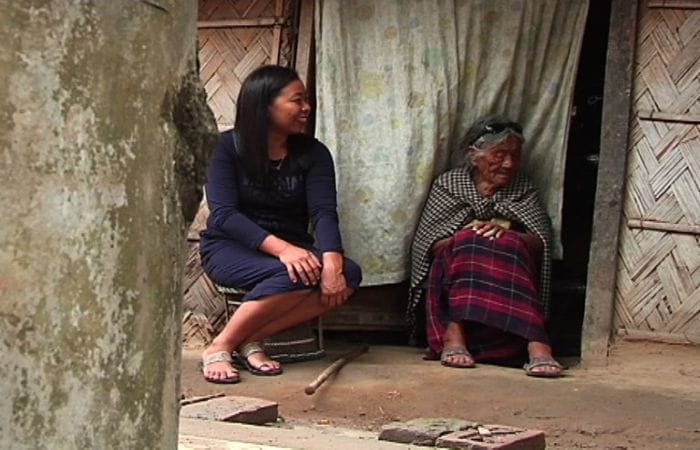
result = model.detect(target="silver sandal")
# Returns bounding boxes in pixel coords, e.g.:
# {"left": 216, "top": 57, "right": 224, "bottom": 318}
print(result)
{"left": 200, "top": 351, "right": 240, "bottom": 384}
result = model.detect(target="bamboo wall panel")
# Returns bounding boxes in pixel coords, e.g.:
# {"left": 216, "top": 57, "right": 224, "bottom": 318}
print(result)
{"left": 614, "top": 0, "right": 700, "bottom": 338}
{"left": 198, "top": 0, "right": 294, "bottom": 130}
{"left": 182, "top": 197, "right": 224, "bottom": 347}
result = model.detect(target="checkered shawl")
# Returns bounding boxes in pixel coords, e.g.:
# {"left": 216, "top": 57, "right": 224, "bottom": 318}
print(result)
{"left": 408, "top": 167, "right": 552, "bottom": 322}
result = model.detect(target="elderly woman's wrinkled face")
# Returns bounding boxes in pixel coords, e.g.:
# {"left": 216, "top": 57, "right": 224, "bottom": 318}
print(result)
{"left": 470, "top": 134, "right": 522, "bottom": 189}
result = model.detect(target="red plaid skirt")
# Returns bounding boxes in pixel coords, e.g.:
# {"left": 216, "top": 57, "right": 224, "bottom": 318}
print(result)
{"left": 426, "top": 228, "right": 549, "bottom": 363}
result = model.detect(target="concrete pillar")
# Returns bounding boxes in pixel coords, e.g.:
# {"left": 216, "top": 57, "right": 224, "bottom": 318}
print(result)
{"left": 0, "top": 1, "right": 214, "bottom": 447}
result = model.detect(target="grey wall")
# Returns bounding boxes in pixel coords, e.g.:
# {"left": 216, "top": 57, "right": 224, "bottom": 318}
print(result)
{"left": 0, "top": 1, "right": 215, "bottom": 447}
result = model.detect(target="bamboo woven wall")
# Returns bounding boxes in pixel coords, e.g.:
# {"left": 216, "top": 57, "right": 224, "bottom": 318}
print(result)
{"left": 198, "top": 0, "right": 295, "bottom": 130}
{"left": 614, "top": 0, "right": 700, "bottom": 340}
{"left": 182, "top": 198, "right": 221, "bottom": 347}
{"left": 183, "top": 0, "right": 297, "bottom": 346}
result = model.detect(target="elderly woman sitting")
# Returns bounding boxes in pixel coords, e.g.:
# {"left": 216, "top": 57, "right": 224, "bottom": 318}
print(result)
{"left": 408, "top": 116, "right": 563, "bottom": 377}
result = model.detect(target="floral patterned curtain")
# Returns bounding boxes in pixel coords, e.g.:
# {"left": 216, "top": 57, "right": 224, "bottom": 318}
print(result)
{"left": 315, "top": 0, "right": 589, "bottom": 285}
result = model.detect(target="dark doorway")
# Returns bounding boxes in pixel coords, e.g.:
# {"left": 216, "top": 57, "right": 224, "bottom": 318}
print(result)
{"left": 549, "top": 0, "right": 613, "bottom": 356}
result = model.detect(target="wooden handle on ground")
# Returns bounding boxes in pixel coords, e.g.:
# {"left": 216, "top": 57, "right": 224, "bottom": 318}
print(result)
{"left": 304, "top": 345, "right": 369, "bottom": 395}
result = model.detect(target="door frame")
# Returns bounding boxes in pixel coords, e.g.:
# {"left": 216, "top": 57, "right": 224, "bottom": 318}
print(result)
{"left": 581, "top": 0, "right": 640, "bottom": 365}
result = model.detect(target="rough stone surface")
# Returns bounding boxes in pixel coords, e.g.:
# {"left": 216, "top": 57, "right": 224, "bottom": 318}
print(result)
{"left": 0, "top": 1, "right": 215, "bottom": 448}
{"left": 378, "top": 417, "right": 478, "bottom": 446}
{"left": 180, "top": 396, "right": 279, "bottom": 425}
{"left": 436, "top": 425, "right": 545, "bottom": 450}
{"left": 170, "top": 58, "right": 218, "bottom": 221}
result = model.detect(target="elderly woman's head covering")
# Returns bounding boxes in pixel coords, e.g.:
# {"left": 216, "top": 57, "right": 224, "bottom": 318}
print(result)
{"left": 460, "top": 115, "right": 524, "bottom": 153}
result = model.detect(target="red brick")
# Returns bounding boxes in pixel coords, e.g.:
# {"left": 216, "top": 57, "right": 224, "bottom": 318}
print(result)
{"left": 180, "top": 396, "right": 278, "bottom": 425}
{"left": 379, "top": 418, "right": 479, "bottom": 445}
{"left": 436, "top": 426, "right": 545, "bottom": 450}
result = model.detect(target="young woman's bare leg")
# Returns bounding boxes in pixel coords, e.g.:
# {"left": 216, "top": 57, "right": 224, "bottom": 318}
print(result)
{"left": 245, "top": 288, "right": 353, "bottom": 342}
{"left": 202, "top": 288, "right": 355, "bottom": 380}
{"left": 240, "top": 288, "right": 354, "bottom": 370}
{"left": 202, "top": 289, "right": 312, "bottom": 381}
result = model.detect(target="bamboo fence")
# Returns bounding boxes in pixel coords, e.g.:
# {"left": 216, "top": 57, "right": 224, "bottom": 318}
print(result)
{"left": 614, "top": 0, "right": 700, "bottom": 340}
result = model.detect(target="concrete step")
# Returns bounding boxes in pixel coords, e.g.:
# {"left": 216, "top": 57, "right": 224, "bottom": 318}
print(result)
{"left": 179, "top": 418, "right": 420, "bottom": 450}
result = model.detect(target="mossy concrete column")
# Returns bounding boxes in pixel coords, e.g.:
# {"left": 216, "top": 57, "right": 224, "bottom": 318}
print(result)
{"left": 0, "top": 1, "right": 214, "bottom": 448}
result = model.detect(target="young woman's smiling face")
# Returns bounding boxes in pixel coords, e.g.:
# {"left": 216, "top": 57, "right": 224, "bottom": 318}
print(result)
{"left": 268, "top": 79, "right": 311, "bottom": 136}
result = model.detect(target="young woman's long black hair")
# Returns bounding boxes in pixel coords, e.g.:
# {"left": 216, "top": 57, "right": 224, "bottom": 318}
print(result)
{"left": 234, "top": 65, "right": 302, "bottom": 184}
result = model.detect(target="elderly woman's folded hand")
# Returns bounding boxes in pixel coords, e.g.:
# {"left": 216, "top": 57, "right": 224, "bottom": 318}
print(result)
{"left": 472, "top": 221, "right": 507, "bottom": 239}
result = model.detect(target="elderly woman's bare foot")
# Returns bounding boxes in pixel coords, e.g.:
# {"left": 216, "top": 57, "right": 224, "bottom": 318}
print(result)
{"left": 440, "top": 321, "right": 476, "bottom": 368}
{"left": 525, "top": 341, "right": 563, "bottom": 377}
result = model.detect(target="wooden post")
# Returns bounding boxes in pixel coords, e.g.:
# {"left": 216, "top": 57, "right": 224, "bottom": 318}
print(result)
{"left": 270, "top": 0, "right": 284, "bottom": 64}
{"left": 580, "top": 0, "right": 640, "bottom": 366}
{"left": 294, "top": 0, "right": 314, "bottom": 88}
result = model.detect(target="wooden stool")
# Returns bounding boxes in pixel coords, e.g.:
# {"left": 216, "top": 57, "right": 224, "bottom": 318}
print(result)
{"left": 216, "top": 285, "right": 325, "bottom": 362}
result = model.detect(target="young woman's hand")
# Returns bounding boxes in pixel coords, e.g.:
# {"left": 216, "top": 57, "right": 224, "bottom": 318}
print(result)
{"left": 278, "top": 245, "right": 322, "bottom": 285}
{"left": 320, "top": 252, "right": 350, "bottom": 308}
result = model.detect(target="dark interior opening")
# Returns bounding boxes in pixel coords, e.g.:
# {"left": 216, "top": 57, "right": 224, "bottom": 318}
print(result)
{"left": 548, "top": 0, "right": 612, "bottom": 356}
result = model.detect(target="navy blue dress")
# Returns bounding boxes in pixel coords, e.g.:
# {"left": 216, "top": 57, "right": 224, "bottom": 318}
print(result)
{"left": 200, "top": 130, "right": 362, "bottom": 300}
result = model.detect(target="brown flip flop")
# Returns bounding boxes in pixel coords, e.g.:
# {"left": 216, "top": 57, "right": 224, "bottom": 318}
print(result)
{"left": 523, "top": 357, "right": 564, "bottom": 378}
{"left": 236, "top": 342, "right": 283, "bottom": 376}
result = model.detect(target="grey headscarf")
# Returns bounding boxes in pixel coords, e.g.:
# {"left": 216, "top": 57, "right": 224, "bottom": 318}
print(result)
{"left": 457, "top": 115, "right": 524, "bottom": 167}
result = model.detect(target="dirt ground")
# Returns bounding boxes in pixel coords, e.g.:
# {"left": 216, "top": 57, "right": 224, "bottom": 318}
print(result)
{"left": 181, "top": 340, "right": 700, "bottom": 449}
